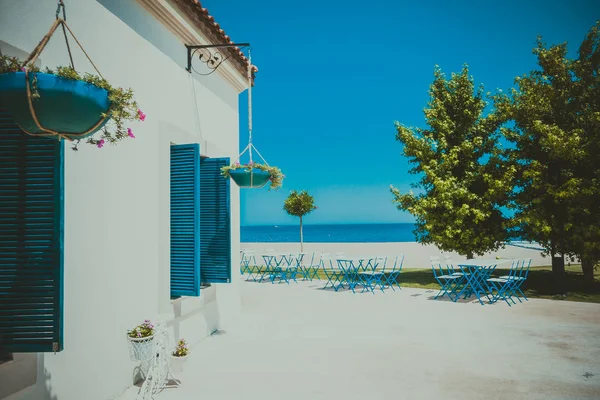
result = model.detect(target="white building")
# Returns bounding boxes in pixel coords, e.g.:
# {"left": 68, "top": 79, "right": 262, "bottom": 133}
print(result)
{"left": 0, "top": 1, "right": 249, "bottom": 398}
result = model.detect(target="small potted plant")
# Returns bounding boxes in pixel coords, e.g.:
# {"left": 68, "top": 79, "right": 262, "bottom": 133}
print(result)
{"left": 170, "top": 338, "right": 190, "bottom": 373}
{"left": 221, "top": 161, "right": 284, "bottom": 190}
{"left": 126, "top": 319, "right": 155, "bottom": 362}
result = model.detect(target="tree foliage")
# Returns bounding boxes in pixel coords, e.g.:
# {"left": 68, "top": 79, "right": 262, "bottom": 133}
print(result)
{"left": 391, "top": 65, "right": 512, "bottom": 258}
{"left": 494, "top": 21, "right": 600, "bottom": 282}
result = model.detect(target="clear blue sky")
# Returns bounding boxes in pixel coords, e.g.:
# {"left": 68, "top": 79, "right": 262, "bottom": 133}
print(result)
{"left": 201, "top": 0, "right": 598, "bottom": 226}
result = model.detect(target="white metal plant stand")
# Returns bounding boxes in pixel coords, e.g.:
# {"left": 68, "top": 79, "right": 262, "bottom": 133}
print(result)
{"left": 135, "top": 323, "right": 179, "bottom": 400}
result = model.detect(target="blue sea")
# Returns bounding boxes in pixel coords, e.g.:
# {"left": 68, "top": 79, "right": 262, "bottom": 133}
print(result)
{"left": 241, "top": 223, "right": 417, "bottom": 243}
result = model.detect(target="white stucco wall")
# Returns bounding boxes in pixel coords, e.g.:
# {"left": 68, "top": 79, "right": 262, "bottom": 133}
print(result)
{"left": 0, "top": 0, "right": 242, "bottom": 399}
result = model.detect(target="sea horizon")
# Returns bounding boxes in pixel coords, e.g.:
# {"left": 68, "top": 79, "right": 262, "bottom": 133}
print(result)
{"left": 242, "top": 222, "right": 414, "bottom": 227}
{"left": 241, "top": 223, "right": 418, "bottom": 243}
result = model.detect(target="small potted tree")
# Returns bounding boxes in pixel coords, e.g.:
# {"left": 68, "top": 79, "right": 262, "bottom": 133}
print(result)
{"left": 170, "top": 339, "right": 190, "bottom": 373}
{"left": 126, "top": 320, "right": 155, "bottom": 362}
{"left": 283, "top": 190, "right": 317, "bottom": 252}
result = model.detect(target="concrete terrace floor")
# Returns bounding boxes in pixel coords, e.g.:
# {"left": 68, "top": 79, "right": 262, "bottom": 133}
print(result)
{"left": 121, "top": 279, "right": 600, "bottom": 400}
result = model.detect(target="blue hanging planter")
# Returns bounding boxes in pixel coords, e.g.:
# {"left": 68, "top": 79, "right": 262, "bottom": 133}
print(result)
{"left": 0, "top": 72, "right": 110, "bottom": 140}
{"left": 228, "top": 169, "right": 271, "bottom": 188}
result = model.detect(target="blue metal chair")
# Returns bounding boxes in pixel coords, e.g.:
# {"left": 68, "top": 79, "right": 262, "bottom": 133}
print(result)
{"left": 336, "top": 259, "right": 359, "bottom": 293}
{"left": 431, "top": 258, "right": 464, "bottom": 301}
{"left": 305, "top": 252, "right": 321, "bottom": 281}
{"left": 297, "top": 252, "right": 313, "bottom": 281}
{"left": 319, "top": 253, "right": 338, "bottom": 289}
{"left": 240, "top": 249, "right": 256, "bottom": 278}
{"left": 284, "top": 252, "right": 304, "bottom": 284}
{"left": 487, "top": 260, "right": 522, "bottom": 306}
{"left": 355, "top": 257, "right": 384, "bottom": 294}
{"left": 381, "top": 254, "right": 404, "bottom": 291}
{"left": 492, "top": 258, "right": 531, "bottom": 303}
{"left": 260, "top": 251, "right": 281, "bottom": 283}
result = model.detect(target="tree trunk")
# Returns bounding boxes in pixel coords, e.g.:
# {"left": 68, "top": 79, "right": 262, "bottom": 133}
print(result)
{"left": 551, "top": 252, "right": 566, "bottom": 294}
{"left": 466, "top": 252, "right": 474, "bottom": 260}
{"left": 581, "top": 257, "right": 595, "bottom": 285}
{"left": 299, "top": 215, "right": 303, "bottom": 252}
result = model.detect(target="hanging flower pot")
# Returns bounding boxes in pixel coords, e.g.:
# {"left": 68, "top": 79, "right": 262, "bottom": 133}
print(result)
{"left": 126, "top": 320, "right": 156, "bottom": 362}
{"left": 229, "top": 168, "right": 271, "bottom": 188}
{"left": 0, "top": 72, "right": 110, "bottom": 139}
{"left": 219, "top": 51, "right": 283, "bottom": 190}
{"left": 221, "top": 162, "right": 284, "bottom": 190}
{"left": 0, "top": 17, "right": 145, "bottom": 150}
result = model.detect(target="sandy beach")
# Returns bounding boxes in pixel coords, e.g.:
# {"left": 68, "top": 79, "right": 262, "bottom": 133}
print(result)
{"left": 240, "top": 242, "right": 552, "bottom": 268}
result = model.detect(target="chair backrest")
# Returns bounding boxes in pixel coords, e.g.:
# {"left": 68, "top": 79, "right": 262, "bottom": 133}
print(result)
{"left": 443, "top": 255, "right": 457, "bottom": 274}
{"left": 517, "top": 258, "right": 532, "bottom": 279}
{"left": 374, "top": 256, "right": 387, "bottom": 270}
{"left": 288, "top": 252, "right": 305, "bottom": 265}
{"left": 319, "top": 253, "right": 333, "bottom": 269}
{"left": 505, "top": 259, "right": 521, "bottom": 279}
{"left": 430, "top": 258, "right": 452, "bottom": 277}
{"left": 393, "top": 254, "right": 405, "bottom": 272}
{"left": 336, "top": 259, "right": 355, "bottom": 271}
{"left": 241, "top": 250, "right": 256, "bottom": 264}
{"left": 307, "top": 252, "right": 316, "bottom": 267}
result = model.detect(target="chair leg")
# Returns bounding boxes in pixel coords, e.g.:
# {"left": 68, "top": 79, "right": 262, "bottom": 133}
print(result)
{"left": 515, "top": 285, "right": 528, "bottom": 301}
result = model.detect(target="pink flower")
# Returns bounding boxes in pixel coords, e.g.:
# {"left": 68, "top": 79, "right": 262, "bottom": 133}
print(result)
{"left": 137, "top": 109, "right": 146, "bottom": 121}
{"left": 20, "top": 67, "right": 27, "bottom": 72}
{"left": 97, "top": 139, "right": 105, "bottom": 149}
{"left": 127, "top": 128, "right": 135, "bottom": 138}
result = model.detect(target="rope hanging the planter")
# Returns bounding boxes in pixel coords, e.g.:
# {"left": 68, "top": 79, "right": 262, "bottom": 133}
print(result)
{"left": 232, "top": 49, "right": 272, "bottom": 187}
{"left": 19, "top": 13, "right": 106, "bottom": 141}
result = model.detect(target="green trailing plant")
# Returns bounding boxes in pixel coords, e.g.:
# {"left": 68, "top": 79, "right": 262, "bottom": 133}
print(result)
{"left": 221, "top": 161, "right": 284, "bottom": 189}
{"left": 0, "top": 55, "right": 145, "bottom": 150}
{"left": 127, "top": 319, "right": 155, "bottom": 339}
{"left": 172, "top": 339, "right": 190, "bottom": 357}
{"left": 283, "top": 190, "right": 318, "bottom": 251}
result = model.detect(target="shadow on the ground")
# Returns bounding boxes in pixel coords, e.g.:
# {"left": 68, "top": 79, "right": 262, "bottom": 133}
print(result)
{"left": 398, "top": 267, "right": 600, "bottom": 303}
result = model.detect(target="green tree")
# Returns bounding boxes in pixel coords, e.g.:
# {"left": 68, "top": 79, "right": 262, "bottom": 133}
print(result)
{"left": 283, "top": 190, "right": 317, "bottom": 251}
{"left": 391, "top": 65, "right": 512, "bottom": 259}
{"left": 494, "top": 21, "right": 600, "bottom": 286}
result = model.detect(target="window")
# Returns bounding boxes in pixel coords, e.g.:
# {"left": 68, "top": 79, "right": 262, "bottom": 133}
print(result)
{"left": 169, "top": 147, "right": 231, "bottom": 298}
{"left": 170, "top": 144, "right": 201, "bottom": 297}
{"left": 199, "top": 157, "right": 231, "bottom": 284}
{"left": 0, "top": 108, "right": 64, "bottom": 353}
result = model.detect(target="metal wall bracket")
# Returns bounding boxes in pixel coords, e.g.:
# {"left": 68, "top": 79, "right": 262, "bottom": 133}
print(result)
{"left": 185, "top": 43, "right": 250, "bottom": 75}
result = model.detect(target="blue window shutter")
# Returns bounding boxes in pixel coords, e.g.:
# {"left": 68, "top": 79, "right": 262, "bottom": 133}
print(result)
{"left": 199, "top": 157, "right": 231, "bottom": 283}
{"left": 170, "top": 144, "right": 200, "bottom": 297}
{"left": 0, "top": 108, "right": 64, "bottom": 353}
